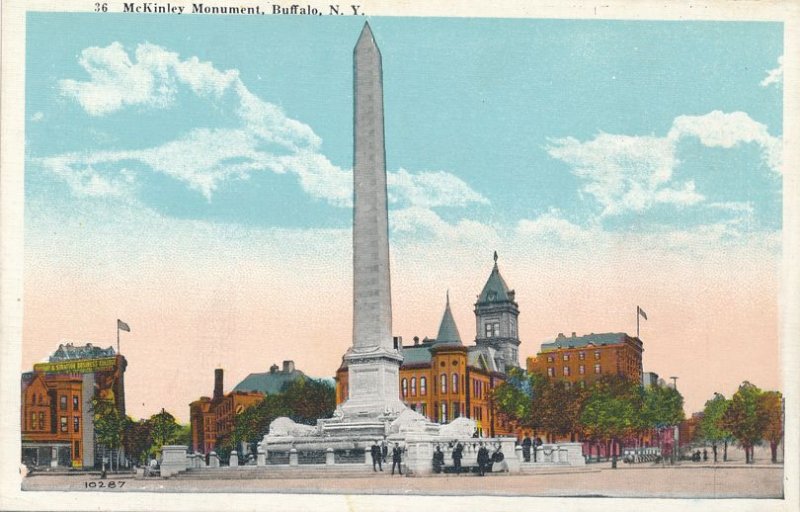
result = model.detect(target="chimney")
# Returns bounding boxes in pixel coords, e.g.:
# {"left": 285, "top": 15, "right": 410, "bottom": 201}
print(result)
{"left": 270, "top": 364, "right": 279, "bottom": 373}
{"left": 413, "top": 336, "right": 420, "bottom": 346}
{"left": 213, "top": 369, "right": 224, "bottom": 400}
{"left": 557, "top": 333, "right": 565, "bottom": 339}
{"left": 572, "top": 332, "right": 576, "bottom": 338}
{"left": 282, "top": 360, "right": 295, "bottom": 373}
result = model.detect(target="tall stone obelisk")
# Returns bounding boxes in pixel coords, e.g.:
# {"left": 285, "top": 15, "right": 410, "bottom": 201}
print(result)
{"left": 339, "top": 22, "right": 405, "bottom": 420}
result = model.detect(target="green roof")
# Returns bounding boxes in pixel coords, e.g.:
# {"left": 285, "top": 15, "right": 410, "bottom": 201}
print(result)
{"left": 435, "top": 292, "right": 462, "bottom": 344}
{"left": 477, "top": 260, "right": 512, "bottom": 304}
{"left": 233, "top": 369, "right": 306, "bottom": 394}
{"left": 540, "top": 332, "right": 637, "bottom": 351}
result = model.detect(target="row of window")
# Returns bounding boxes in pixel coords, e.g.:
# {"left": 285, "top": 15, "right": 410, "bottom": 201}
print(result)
{"left": 58, "top": 395, "right": 81, "bottom": 411}
{"left": 406, "top": 401, "right": 486, "bottom": 425}
{"left": 546, "top": 364, "right": 601, "bottom": 377}
{"left": 29, "top": 414, "right": 80, "bottom": 433}
{"left": 546, "top": 351, "right": 601, "bottom": 363}
{"left": 402, "top": 374, "right": 493, "bottom": 398}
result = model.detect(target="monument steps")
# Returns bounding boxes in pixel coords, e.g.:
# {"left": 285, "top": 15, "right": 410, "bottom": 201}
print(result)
{"left": 174, "top": 464, "right": 392, "bottom": 480}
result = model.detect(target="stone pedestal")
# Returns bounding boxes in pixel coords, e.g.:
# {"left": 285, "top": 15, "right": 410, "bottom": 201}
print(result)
{"left": 325, "top": 448, "right": 335, "bottom": 465}
{"left": 229, "top": 451, "right": 238, "bottom": 467}
{"left": 160, "top": 445, "right": 189, "bottom": 477}
{"left": 257, "top": 449, "right": 266, "bottom": 466}
{"left": 289, "top": 448, "right": 298, "bottom": 466}
{"left": 208, "top": 451, "right": 220, "bottom": 468}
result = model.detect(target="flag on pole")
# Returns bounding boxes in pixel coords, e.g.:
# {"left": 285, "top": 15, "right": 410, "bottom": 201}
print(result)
{"left": 117, "top": 319, "right": 131, "bottom": 332}
{"left": 637, "top": 307, "right": 648, "bottom": 321}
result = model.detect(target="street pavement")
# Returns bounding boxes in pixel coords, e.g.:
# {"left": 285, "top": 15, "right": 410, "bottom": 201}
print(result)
{"left": 21, "top": 464, "right": 783, "bottom": 498}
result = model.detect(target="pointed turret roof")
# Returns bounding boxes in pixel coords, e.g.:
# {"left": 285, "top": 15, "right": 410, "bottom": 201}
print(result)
{"left": 435, "top": 291, "right": 462, "bottom": 344}
{"left": 477, "top": 252, "right": 512, "bottom": 304}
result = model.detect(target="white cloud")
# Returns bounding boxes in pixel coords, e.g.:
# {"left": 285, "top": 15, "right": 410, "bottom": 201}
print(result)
{"left": 547, "top": 110, "right": 780, "bottom": 218}
{"left": 43, "top": 42, "right": 490, "bottom": 238}
{"left": 388, "top": 169, "right": 489, "bottom": 208}
{"left": 760, "top": 55, "right": 783, "bottom": 88}
{"left": 668, "top": 111, "right": 782, "bottom": 173}
{"left": 391, "top": 206, "right": 497, "bottom": 243}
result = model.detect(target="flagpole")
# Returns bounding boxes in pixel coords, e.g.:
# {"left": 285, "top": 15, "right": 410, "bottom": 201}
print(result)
{"left": 637, "top": 307, "right": 640, "bottom": 339}
{"left": 117, "top": 322, "right": 120, "bottom": 355}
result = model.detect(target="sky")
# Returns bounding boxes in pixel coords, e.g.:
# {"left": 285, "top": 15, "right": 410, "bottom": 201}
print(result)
{"left": 23, "top": 14, "right": 784, "bottom": 422}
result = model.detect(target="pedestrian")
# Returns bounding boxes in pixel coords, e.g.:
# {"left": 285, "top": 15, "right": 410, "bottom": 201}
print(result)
{"left": 370, "top": 440, "right": 383, "bottom": 472}
{"left": 477, "top": 443, "right": 489, "bottom": 476}
{"left": 381, "top": 440, "right": 388, "bottom": 464}
{"left": 703, "top": 448, "right": 708, "bottom": 462}
{"left": 452, "top": 441, "right": 463, "bottom": 475}
{"left": 432, "top": 445, "right": 444, "bottom": 474}
{"left": 522, "top": 434, "right": 532, "bottom": 462}
{"left": 391, "top": 443, "right": 403, "bottom": 475}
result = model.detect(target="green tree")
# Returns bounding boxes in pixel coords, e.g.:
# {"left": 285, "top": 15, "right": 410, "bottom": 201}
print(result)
{"left": 122, "top": 416, "right": 154, "bottom": 466}
{"left": 92, "top": 397, "right": 124, "bottom": 471}
{"left": 759, "top": 390, "right": 783, "bottom": 463}
{"left": 281, "top": 378, "right": 336, "bottom": 425}
{"left": 150, "top": 409, "right": 181, "bottom": 452}
{"left": 580, "top": 385, "right": 637, "bottom": 468}
{"left": 536, "top": 378, "right": 587, "bottom": 442}
{"left": 233, "top": 394, "right": 291, "bottom": 456}
{"left": 722, "top": 381, "right": 767, "bottom": 464}
{"left": 491, "top": 367, "right": 538, "bottom": 431}
{"left": 698, "top": 393, "right": 733, "bottom": 462}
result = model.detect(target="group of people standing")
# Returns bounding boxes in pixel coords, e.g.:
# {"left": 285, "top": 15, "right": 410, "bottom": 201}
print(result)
{"left": 521, "top": 434, "right": 543, "bottom": 463}
{"left": 432, "top": 441, "right": 507, "bottom": 476}
{"left": 370, "top": 440, "right": 404, "bottom": 475}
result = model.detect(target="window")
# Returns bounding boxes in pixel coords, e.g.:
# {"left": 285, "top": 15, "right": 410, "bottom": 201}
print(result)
{"left": 39, "top": 412, "right": 44, "bottom": 430}
{"left": 547, "top": 355, "right": 554, "bottom": 363}
{"left": 440, "top": 402, "right": 447, "bottom": 423}
{"left": 60, "top": 416, "right": 68, "bottom": 432}
{"left": 31, "top": 412, "right": 37, "bottom": 430}
{"left": 579, "top": 365, "right": 585, "bottom": 375}
{"left": 563, "top": 354, "right": 570, "bottom": 361}
{"left": 420, "top": 377, "right": 427, "bottom": 396}
{"left": 73, "top": 395, "right": 79, "bottom": 411}
{"left": 74, "top": 441, "right": 81, "bottom": 459}
{"left": 440, "top": 373, "right": 447, "bottom": 394}
{"left": 402, "top": 378, "right": 408, "bottom": 397}
{"left": 60, "top": 395, "right": 67, "bottom": 411}
{"left": 421, "top": 403, "right": 427, "bottom": 417}
{"left": 579, "top": 351, "right": 586, "bottom": 360}
{"left": 547, "top": 367, "right": 554, "bottom": 377}
{"left": 484, "top": 322, "right": 500, "bottom": 337}
{"left": 563, "top": 366, "right": 570, "bottom": 376}
{"left": 594, "top": 364, "right": 601, "bottom": 374}
{"left": 452, "top": 373, "right": 459, "bottom": 394}
{"left": 73, "top": 416, "right": 80, "bottom": 433}
{"left": 411, "top": 377, "right": 417, "bottom": 396}
{"left": 594, "top": 351, "right": 601, "bottom": 360}
{"left": 453, "top": 401, "right": 460, "bottom": 418}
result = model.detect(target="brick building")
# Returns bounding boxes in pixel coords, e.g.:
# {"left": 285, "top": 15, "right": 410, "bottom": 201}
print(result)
{"left": 189, "top": 361, "right": 306, "bottom": 454}
{"left": 336, "top": 255, "right": 521, "bottom": 436}
{"left": 21, "top": 343, "right": 127, "bottom": 469}
{"left": 527, "top": 332, "right": 643, "bottom": 386}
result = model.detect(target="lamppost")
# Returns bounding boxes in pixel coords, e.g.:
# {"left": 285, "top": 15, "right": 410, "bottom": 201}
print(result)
{"left": 670, "top": 376, "right": 679, "bottom": 463}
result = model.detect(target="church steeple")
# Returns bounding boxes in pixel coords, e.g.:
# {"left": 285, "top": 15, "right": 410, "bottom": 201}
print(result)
{"left": 435, "top": 291, "right": 462, "bottom": 345}
{"left": 474, "top": 252, "right": 520, "bottom": 370}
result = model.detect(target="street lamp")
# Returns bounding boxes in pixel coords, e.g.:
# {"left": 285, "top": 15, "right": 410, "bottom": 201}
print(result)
{"left": 669, "top": 376, "right": 679, "bottom": 463}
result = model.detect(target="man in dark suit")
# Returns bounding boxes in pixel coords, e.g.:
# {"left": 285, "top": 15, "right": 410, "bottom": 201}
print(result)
{"left": 382, "top": 441, "right": 388, "bottom": 464}
{"left": 522, "top": 434, "right": 532, "bottom": 462}
{"left": 391, "top": 443, "right": 403, "bottom": 475}
{"left": 370, "top": 440, "right": 382, "bottom": 471}
{"left": 452, "top": 441, "right": 463, "bottom": 475}
{"left": 477, "top": 443, "right": 490, "bottom": 476}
